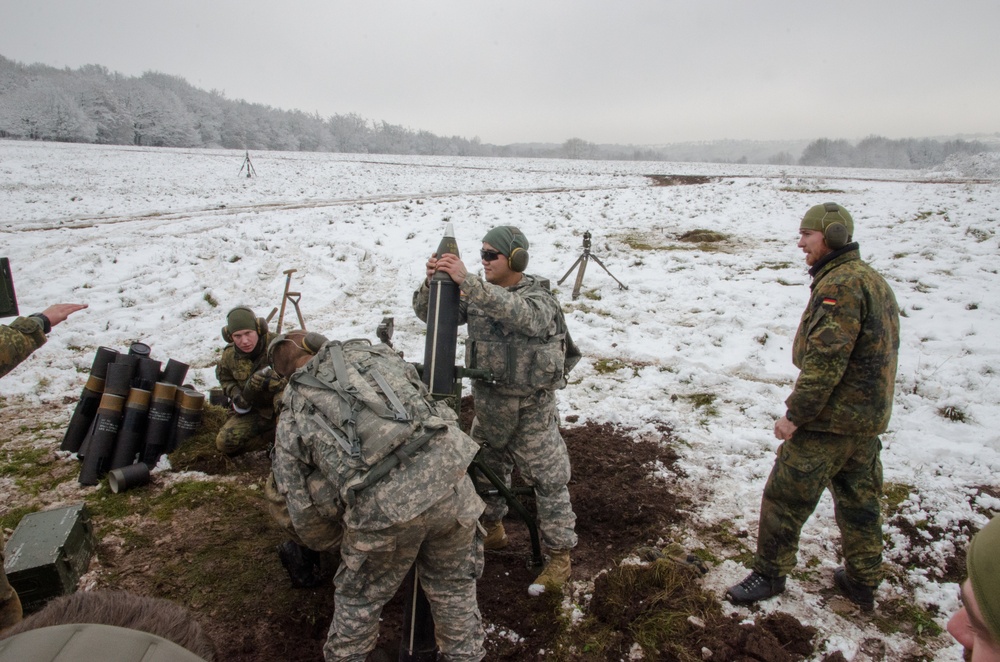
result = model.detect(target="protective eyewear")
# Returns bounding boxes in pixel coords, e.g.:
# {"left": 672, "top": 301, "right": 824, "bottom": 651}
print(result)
{"left": 480, "top": 249, "right": 503, "bottom": 262}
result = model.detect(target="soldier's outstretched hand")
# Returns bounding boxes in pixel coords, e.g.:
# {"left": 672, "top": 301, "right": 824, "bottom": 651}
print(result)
{"left": 41, "top": 303, "right": 88, "bottom": 327}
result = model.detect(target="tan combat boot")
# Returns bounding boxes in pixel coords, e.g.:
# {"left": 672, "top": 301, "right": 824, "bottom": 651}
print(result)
{"left": 0, "top": 591, "right": 23, "bottom": 631}
{"left": 528, "top": 549, "right": 571, "bottom": 596}
{"left": 482, "top": 520, "right": 509, "bottom": 550}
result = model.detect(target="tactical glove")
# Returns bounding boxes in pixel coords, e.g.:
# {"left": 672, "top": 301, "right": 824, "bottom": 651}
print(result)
{"left": 231, "top": 392, "right": 251, "bottom": 413}
{"left": 243, "top": 367, "right": 272, "bottom": 398}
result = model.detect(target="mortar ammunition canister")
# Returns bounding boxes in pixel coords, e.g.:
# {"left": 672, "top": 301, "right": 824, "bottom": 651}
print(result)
{"left": 109, "top": 387, "right": 151, "bottom": 470}
{"left": 140, "top": 382, "right": 177, "bottom": 467}
{"left": 108, "top": 462, "right": 151, "bottom": 494}
{"left": 128, "top": 342, "right": 151, "bottom": 358}
{"left": 133, "top": 357, "right": 161, "bottom": 391}
{"left": 61, "top": 346, "right": 118, "bottom": 453}
{"left": 160, "top": 358, "right": 189, "bottom": 387}
{"left": 166, "top": 388, "right": 205, "bottom": 454}
{"left": 78, "top": 361, "right": 134, "bottom": 485}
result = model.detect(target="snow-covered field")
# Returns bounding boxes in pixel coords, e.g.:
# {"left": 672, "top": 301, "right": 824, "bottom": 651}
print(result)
{"left": 3, "top": 139, "right": 999, "bottom": 659}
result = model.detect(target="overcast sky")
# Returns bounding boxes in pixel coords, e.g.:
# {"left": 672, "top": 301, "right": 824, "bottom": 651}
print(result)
{"left": 2, "top": 1, "right": 997, "bottom": 146}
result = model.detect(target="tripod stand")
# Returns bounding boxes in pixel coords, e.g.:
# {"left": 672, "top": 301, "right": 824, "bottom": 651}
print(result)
{"left": 558, "top": 231, "right": 628, "bottom": 300}
{"left": 238, "top": 151, "right": 256, "bottom": 178}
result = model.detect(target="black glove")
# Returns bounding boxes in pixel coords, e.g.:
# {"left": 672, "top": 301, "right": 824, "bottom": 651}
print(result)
{"left": 232, "top": 392, "right": 251, "bottom": 412}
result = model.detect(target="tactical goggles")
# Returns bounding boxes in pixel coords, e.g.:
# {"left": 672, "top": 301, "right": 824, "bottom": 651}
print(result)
{"left": 480, "top": 249, "right": 503, "bottom": 262}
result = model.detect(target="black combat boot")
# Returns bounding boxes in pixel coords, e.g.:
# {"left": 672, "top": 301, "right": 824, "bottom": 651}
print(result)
{"left": 725, "top": 570, "right": 786, "bottom": 605}
{"left": 277, "top": 540, "right": 323, "bottom": 588}
{"left": 833, "top": 567, "right": 876, "bottom": 611}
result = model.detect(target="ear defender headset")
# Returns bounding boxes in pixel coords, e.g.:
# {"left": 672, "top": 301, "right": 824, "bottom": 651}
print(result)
{"left": 508, "top": 230, "right": 530, "bottom": 273}
{"left": 821, "top": 202, "right": 850, "bottom": 250}
{"left": 801, "top": 202, "right": 854, "bottom": 251}
{"left": 221, "top": 306, "right": 268, "bottom": 343}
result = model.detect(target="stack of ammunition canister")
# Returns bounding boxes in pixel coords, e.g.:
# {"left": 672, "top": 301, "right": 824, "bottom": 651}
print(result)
{"left": 62, "top": 344, "right": 205, "bottom": 487}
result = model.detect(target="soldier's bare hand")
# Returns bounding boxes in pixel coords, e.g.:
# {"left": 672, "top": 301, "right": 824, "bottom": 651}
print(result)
{"left": 774, "top": 416, "right": 797, "bottom": 441}
{"left": 425, "top": 253, "right": 439, "bottom": 284}
{"left": 41, "top": 303, "right": 88, "bottom": 327}
{"left": 433, "top": 253, "right": 467, "bottom": 285}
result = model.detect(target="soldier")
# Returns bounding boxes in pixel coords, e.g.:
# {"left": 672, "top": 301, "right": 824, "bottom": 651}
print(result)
{"left": 726, "top": 203, "right": 899, "bottom": 610}
{"left": 214, "top": 307, "right": 286, "bottom": 456}
{"left": 947, "top": 515, "right": 1000, "bottom": 661}
{"left": 1, "top": 301, "right": 87, "bottom": 630}
{"left": 414, "top": 226, "right": 578, "bottom": 595}
{"left": 267, "top": 330, "right": 485, "bottom": 662}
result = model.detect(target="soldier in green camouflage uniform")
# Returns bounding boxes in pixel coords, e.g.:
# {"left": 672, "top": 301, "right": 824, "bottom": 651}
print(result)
{"left": 268, "top": 331, "right": 485, "bottom": 662}
{"left": 414, "top": 226, "right": 578, "bottom": 595}
{"left": 214, "top": 307, "right": 286, "bottom": 456}
{"left": 726, "top": 203, "right": 899, "bottom": 610}
{"left": 1, "top": 302, "right": 87, "bottom": 631}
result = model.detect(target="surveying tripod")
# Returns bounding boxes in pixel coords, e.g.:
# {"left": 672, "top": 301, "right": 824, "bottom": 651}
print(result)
{"left": 558, "top": 230, "right": 628, "bottom": 300}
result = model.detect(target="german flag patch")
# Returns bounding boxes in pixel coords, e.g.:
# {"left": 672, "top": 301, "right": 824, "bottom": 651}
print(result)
{"left": 821, "top": 297, "right": 837, "bottom": 307}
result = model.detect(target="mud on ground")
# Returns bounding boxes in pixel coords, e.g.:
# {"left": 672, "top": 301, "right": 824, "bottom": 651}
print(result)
{"left": 1, "top": 398, "right": 823, "bottom": 661}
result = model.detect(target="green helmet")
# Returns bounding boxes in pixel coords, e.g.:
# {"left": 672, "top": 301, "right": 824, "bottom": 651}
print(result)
{"left": 800, "top": 202, "right": 854, "bottom": 249}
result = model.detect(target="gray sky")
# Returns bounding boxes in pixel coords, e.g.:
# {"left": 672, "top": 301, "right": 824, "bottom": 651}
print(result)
{"left": 2, "top": 0, "right": 997, "bottom": 146}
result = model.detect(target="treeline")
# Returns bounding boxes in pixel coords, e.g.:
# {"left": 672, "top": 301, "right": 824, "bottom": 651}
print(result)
{"left": 0, "top": 55, "right": 493, "bottom": 156}
{"left": 797, "top": 135, "right": 996, "bottom": 170}
{"left": 1, "top": 54, "right": 995, "bottom": 168}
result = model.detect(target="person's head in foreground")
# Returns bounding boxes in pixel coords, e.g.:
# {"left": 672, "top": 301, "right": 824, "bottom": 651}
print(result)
{"left": 948, "top": 514, "right": 1000, "bottom": 661}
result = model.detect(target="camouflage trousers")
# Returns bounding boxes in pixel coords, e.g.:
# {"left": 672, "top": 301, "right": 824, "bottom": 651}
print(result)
{"left": 471, "top": 388, "right": 578, "bottom": 551}
{"left": 754, "top": 429, "right": 884, "bottom": 586}
{"left": 324, "top": 477, "right": 485, "bottom": 662}
{"left": 215, "top": 411, "right": 276, "bottom": 456}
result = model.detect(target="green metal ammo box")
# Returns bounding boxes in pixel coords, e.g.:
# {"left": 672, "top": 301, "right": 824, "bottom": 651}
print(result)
{"left": 3, "top": 503, "right": 95, "bottom": 613}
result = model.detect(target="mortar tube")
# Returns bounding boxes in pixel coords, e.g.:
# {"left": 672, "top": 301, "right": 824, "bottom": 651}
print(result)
{"left": 109, "top": 387, "right": 151, "bottom": 470}
{"left": 61, "top": 346, "right": 119, "bottom": 453}
{"left": 421, "top": 223, "right": 461, "bottom": 397}
{"left": 140, "top": 382, "right": 177, "bottom": 468}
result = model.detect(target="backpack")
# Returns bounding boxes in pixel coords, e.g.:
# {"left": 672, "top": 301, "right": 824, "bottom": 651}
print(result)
{"left": 287, "top": 339, "right": 477, "bottom": 526}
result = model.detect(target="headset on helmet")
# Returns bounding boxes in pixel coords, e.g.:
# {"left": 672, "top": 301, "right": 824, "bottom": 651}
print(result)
{"left": 801, "top": 202, "right": 854, "bottom": 250}
{"left": 221, "top": 306, "right": 268, "bottom": 343}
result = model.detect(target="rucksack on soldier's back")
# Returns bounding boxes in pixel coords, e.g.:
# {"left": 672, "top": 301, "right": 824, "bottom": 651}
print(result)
{"left": 285, "top": 338, "right": 478, "bottom": 526}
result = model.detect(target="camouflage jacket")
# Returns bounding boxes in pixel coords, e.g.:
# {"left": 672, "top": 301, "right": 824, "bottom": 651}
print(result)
{"left": 786, "top": 246, "right": 900, "bottom": 436}
{"left": 215, "top": 331, "right": 285, "bottom": 417}
{"left": 272, "top": 340, "right": 481, "bottom": 538}
{"left": 413, "top": 273, "right": 569, "bottom": 396}
{"left": 0, "top": 316, "right": 46, "bottom": 379}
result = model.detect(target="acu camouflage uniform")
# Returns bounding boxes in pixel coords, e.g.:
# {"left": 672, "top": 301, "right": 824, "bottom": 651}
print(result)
{"left": 215, "top": 331, "right": 286, "bottom": 455}
{"left": 271, "top": 339, "right": 486, "bottom": 662}
{"left": 754, "top": 244, "right": 899, "bottom": 587}
{"left": 1, "top": 316, "right": 49, "bottom": 628}
{"left": 413, "top": 272, "right": 578, "bottom": 552}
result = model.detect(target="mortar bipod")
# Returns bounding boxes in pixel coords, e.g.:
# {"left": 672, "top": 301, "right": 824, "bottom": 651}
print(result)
{"left": 468, "top": 457, "right": 545, "bottom": 569}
